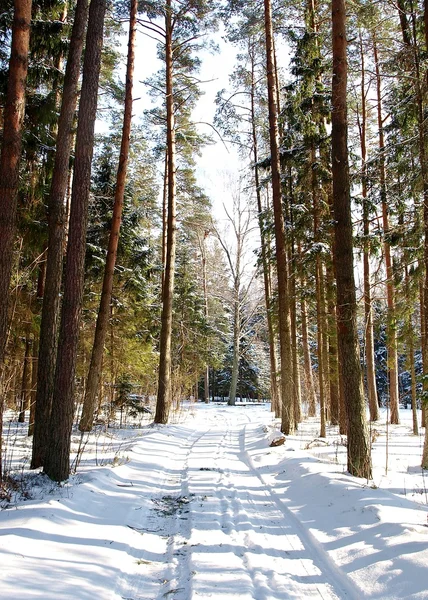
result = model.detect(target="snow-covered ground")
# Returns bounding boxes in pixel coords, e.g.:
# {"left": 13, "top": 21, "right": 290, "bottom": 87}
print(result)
{"left": 1, "top": 403, "right": 427, "bottom": 599}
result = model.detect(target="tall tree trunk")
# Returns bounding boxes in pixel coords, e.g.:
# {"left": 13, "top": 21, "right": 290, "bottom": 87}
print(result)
{"left": 421, "top": 0, "right": 428, "bottom": 468}
{"left": 31, "top": 0, "right": 89, "bottom": 469}
{"left": 331, "top": 0, "right": 371, "bottom": 478}
{"left": 316, "top": 259, "right": 327, "bottom": 437}
{"left": 43, "top": 0, "right": 106, "bottom": 482}
{"left": 249, "top": 43, "right": 280, "bottom": 416}
{"left": 155, "top": 0, "right": 177, "bottom": 424}
{"left": 200, "top": 231, "right": 210, "bottom": 404}
{"left": 299, "top": 239, "right": 317, "bottom": 418}
{"left": 0, "top": 0, "right": 32, "bottom": 364}
{"left": 263, "top": 0, "right": 294, "bottom": 434}
{"left": 79, "top": 0, "right": 137, "bottom": 432}
{"left": 403, "top": 265, "right": 419, "bottom": 435}
{"left": 358, "top": 33, "right": 379, "bottom": 422}
{"left": 290, "top": 264, "right": 302, "bottom": 425}
{"left": 0, "top": 0, "right": 31, "bottom": 482}
{"left": 287, "top": 170, "right": 302, "bottom": 425}
{"left": 373, "top": 36, "right": 400, "bottom": 424}
{"left": 161, "top": 148, "right": 168, "bottom": 292}
{"left": 313, "top": 139, "right": 327, "bottom": 436}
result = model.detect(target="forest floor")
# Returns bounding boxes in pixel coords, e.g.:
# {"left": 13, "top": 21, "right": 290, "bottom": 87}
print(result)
{"left": 0, "top": 403, "right": 428, "bottom": 599}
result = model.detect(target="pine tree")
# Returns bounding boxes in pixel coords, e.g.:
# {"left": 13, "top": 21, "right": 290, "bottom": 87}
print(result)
{"left": 263, "top": 0, "right": 294, "bottom": 434}
{"left": 0, "top": 0, "right": 32, "bottom": 481}
{"left": 31, "top": 0, "right": 89, "bottom": 469}
{"left": 79, "top": 0, "right": 138, "bottom": 432}
{"left": 44, "top": 0, "right": 106, "bottom": 482}
{"left": 331, "top": 0, "right": 371, "bottom": 479}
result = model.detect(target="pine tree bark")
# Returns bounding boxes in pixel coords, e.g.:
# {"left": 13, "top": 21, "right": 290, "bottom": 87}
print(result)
{"left": 0, "top": 0, "right": 31, "bottom": 481}
{"left": 421, "top": 0, "right": 428, "bottom": 468}
{"left": 79, "top": 0, "right": 137, "bottom": 432}
{"left": 290, "top": 266, "right": 302, "bottom": 425}
{"left": 373, "top": 36, "right": 400, "bottom": 424}
{"left": 200, "top": 231, "right": 210, "bottom": 404}
{"left": 263, "top": 0, "right": 294, "bottom": 434}
{"left": 286, "top": 171, "right": 302, "bottom": 425}
{"left": 316, "top": 259, "right": 327, "bottom": 437}
{"left": 312, "top": 140, "right": 327, "bottom": 436}
{"left": 358, "top": 33, "right": 379, "bottom": 422}
{"left": 155, "top": 0, "right": 177, "bottom": 424}
{"left": 31, "top": 0, "right": 89, "bottom": 469}
{"left": 43, "top": 0, "right": 106, "bottom": 482}
{"left": 331, "top": 0, "right": 371, "bottom": 478}
{"left": 0, "top": 0, "right": 32, "bottom": 365}
{"left": 249, "top": 44, "right": 280, "bottom": 416}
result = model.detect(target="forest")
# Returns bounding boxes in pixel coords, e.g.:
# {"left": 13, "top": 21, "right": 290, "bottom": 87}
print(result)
{"left": 0, "top": 0, "right": 428, "bottom": 489}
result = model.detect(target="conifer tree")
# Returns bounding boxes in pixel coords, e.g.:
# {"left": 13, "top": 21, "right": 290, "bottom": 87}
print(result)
{"left": 0, "top": 0, "right": 32, "bottom": 481}
{"left": 263, "top": 0, "right": 294, "bottom": 434}
{"left": 331, "top": 0, "right": 371, "bottom": 479}
{"left": 44, "top": 0, "right": 106, "bottom": 482}
{"left": 79, "top": 0, "right": 138, "bottom": 432}
{"left": 31, "top": 0, "right": 89, "bottom": 469}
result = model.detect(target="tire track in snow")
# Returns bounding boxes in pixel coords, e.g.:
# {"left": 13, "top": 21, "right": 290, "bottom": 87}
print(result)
{"left": 116, "top": 424, "right": 213, "bottom": 600}
{"left": 239, "top": 423, "right": 362, "bottom": 600}
{"left": 120, "top": 409, "right": 361, "bottom": 600}
{"left": 182, "top": 413, "right": 360, "bottom": 599}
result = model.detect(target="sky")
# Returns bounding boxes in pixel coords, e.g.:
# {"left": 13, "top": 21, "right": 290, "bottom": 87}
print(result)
{"left": 1, "top": 403, "right": 428, "bottom": 599}
{"left": 131, "top": 20, "right": 242, "bottom": 222}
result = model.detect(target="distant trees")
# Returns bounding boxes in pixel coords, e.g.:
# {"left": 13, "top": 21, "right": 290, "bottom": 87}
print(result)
{"left": 214, "top": 182, "right": 260, "bottom": 406}
{"left": 137, "top": 0, "right": 216, "bottom": 423}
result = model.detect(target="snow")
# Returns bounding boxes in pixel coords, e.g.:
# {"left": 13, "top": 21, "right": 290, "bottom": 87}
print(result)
{"left": 1, "top": 404, "right": 428, "bottom": 599}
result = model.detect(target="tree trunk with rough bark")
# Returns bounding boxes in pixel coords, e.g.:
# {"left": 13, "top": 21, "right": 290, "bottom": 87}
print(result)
{"left": 250, "top": 43, "right": 280, "bottom": 416}
{"left": 358, "top": 33, "right": 379, "bottom": 422}
{"left": 421, "top": 0, "right": 428, "bottom": 468}
{"left": 264, "top": 0, "right": 294, "bottom": 434}
{"left": 0, "top": 0, "right": 32, "bottom": 482}
{"left": 373, "top": 36, "right": 400, "bottom": 424}
{"left": 31, "top": 0, "right": 89, "bottom": 469}
{"left": 155, "top": 0, "right": 176, "bottom": 424}
{"left": 200, "top": 231, "right": 210, "bottom": 404}
{"left": 331, "top": 0, "right": 371, "bottom": 479}
{"left": 43, "top": 0, "right": 106, "bottom": 482}
{"left": 79, "top": 0, "right": 137, "bottom": 432}
{"left": 0, "top": 0, "right": 32, "bottom": 365}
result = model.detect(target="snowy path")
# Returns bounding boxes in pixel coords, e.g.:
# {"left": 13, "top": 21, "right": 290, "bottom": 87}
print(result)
{"left": 120, "top": 410, "right": 359, "bottom": 600}
{"left": 1, "top": 404, "right": 428, "bottom": 600}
